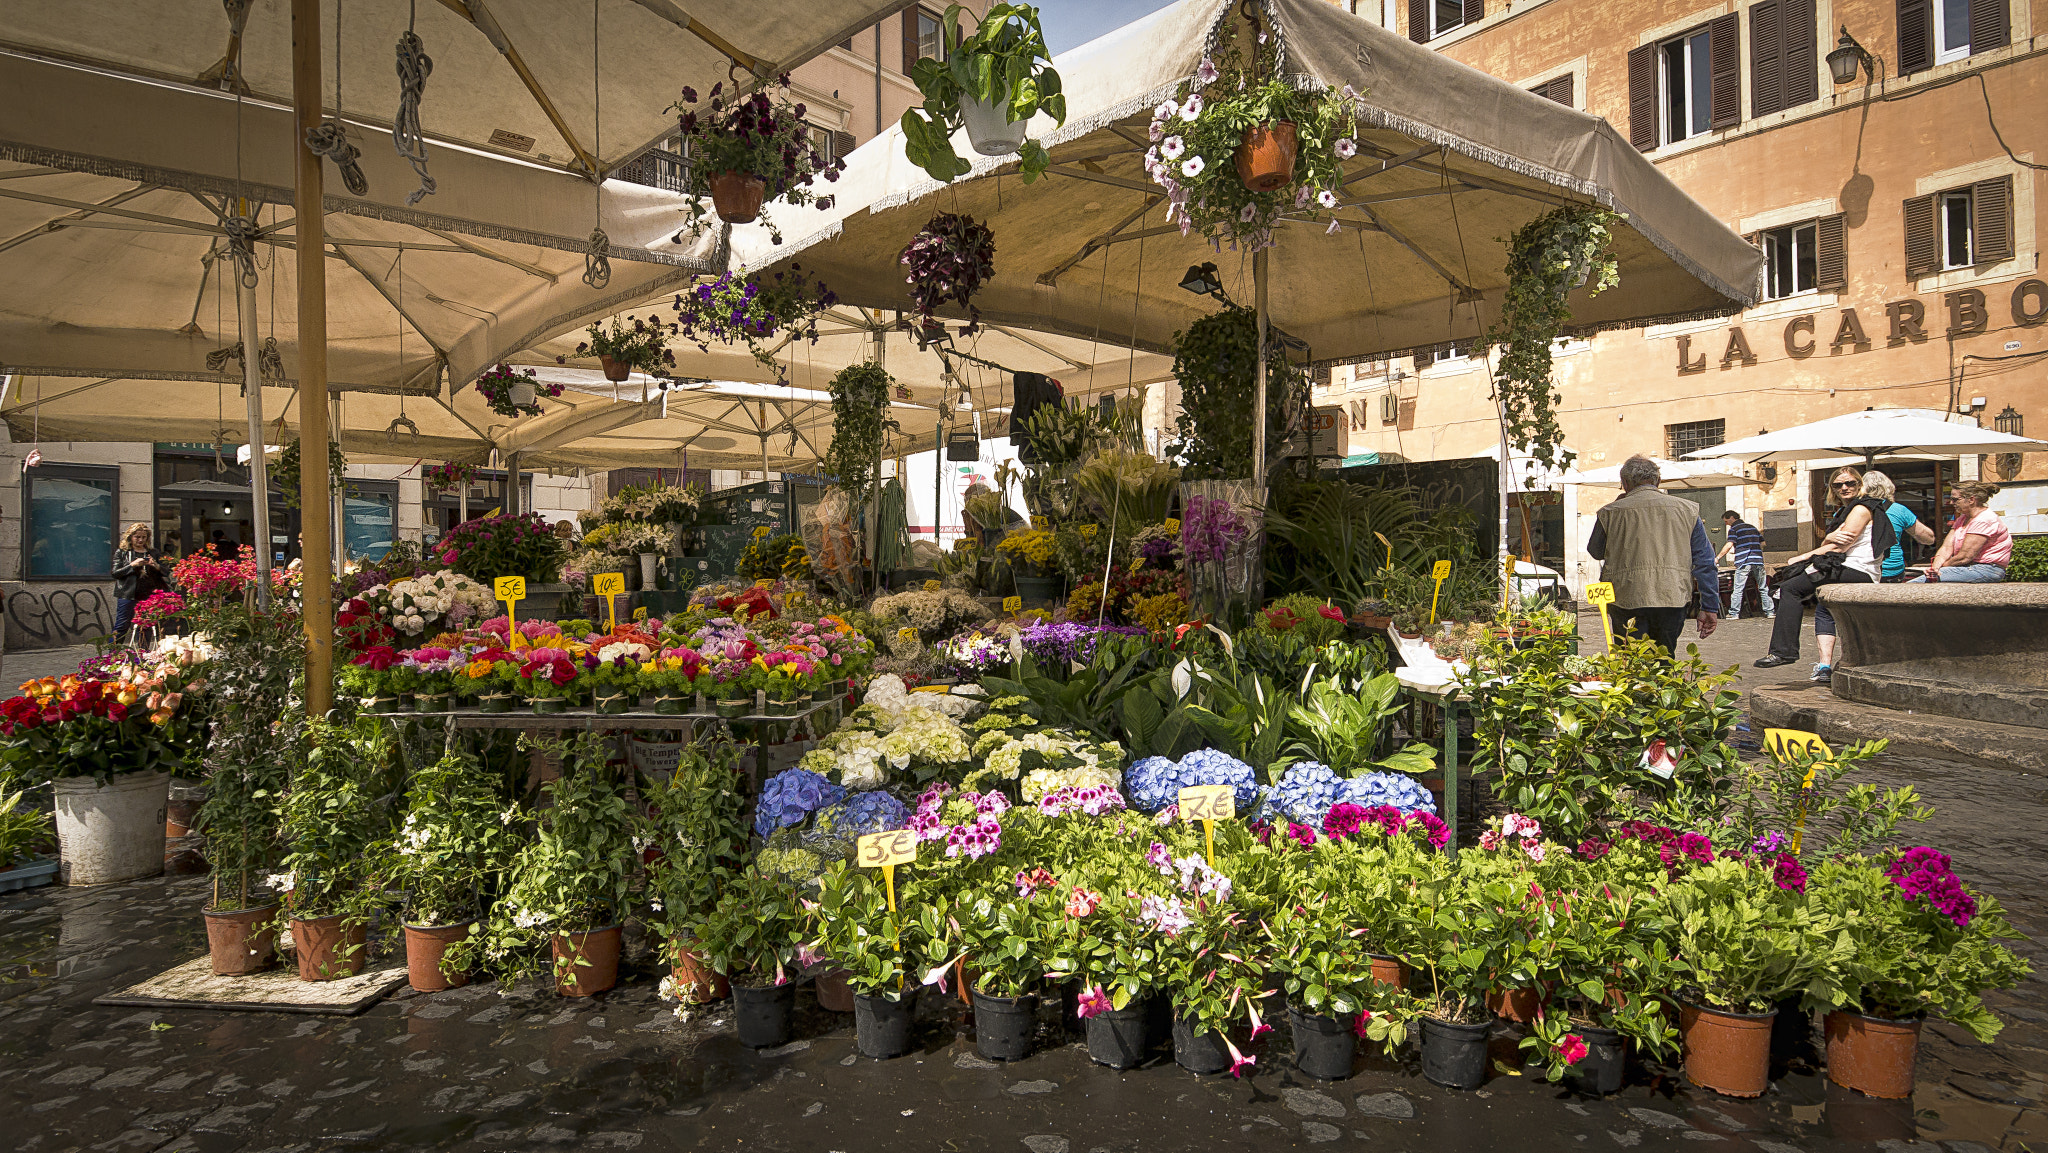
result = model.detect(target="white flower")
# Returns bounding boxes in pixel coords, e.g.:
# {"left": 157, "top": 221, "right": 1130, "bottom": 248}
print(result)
{"left": 1295, "top": 184, "right": 1311, "bottom": 208}
{"left": 512, "top": 908, "right": 550, "bottom": 929}
{"left": 1149, "top": 120, "right": 1164, "bottom": 143}
{"left": 1154, "top": 99, "right": 1179, "bottom": 122}
{"left": 264, "top": 871, "right": 295, "bottom": 893}
{"left": 1341, "top": 84, "right": 1358, "bottom": 100}
{"left": 500, "top": 805, "right": 517, "bottom": 825}
{"left": 1334, "top": 138, "right": 1357, "bottom": 159}
{"left": 1181, "top": 155, "right": 1206, "bottom": 178}
{"left": 1317, "top": 189, "right": 1338, "bottom": 209}
{"left": 1180, "top": 93, "right": 1203, "bottom": 120}
{"left": 1160, "top": 136, "right": 1186, "bottom": 161}
{"left": 1196, "top": 58, "right": 1219, "bottom": 85}
{"left": 1240, "top": 202, "right": 1257, "bottom": 223}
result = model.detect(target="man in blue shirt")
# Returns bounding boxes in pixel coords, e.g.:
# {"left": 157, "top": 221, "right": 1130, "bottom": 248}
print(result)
{"left": 1586, "top": 456, "right": 1722, "bottom": 655}
{"left": 1716, "top": 510, "right": 1771, "bottom": 619}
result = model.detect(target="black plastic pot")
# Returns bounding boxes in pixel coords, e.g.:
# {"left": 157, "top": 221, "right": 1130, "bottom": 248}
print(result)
{"left": 1288, "top": 1005, "right": 1357, "bottom": 1081}
{"left": 732, "top": 981, "right": 795, "bottom": 1049}
{"left": 1575, "top": 1024, "right": 1626, "bottom": 1096}
{"left": 1420, "top": 1016, "right": 1490, "bottom": 1089}
{"left": 1172, "top": 1012, "right": 1231, "bottom": 1074}
{"left": 972, "top": 989, "right": 1040, "bottom": 1061}
{"left": 1771, "top": 994, "right": 1814, "bottom": 1063}
{"left": 853, "top": 990, "right": 919, "bottom": 1059}
{"left": 1086, "top": 998, "right": 1150, "bottom": 1069}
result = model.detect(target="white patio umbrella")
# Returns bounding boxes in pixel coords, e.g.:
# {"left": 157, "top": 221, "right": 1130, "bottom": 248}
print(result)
{"left": 1681, "top": 409, "right": 2048, "bottom": 466}
{"left": 1567, "top": 457, "right": 1765, "bottom": 489}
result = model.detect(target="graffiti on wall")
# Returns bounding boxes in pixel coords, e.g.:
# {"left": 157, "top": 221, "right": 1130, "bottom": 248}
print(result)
{"left": 3, "top": 582, "right": 113, "bottom": 650}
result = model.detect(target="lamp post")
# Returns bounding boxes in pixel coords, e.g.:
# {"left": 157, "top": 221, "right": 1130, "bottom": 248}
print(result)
{"left": 1827, "top": 27, "right": 1875, "bottom": 85}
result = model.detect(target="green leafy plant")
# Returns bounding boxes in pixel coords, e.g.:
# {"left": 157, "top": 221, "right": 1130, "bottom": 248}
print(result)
{"left": 383, "top": 750, "right": 520, "bottom": 930}
{"left": 1482, "top": 206, "right": 1620, "bottom": 471}
{"left": 194, "top": 605, "right": 302, "bottom": 912}
{"left": 1660, "top": 857, "right": 1819, "bottom": 1014}
{"left": 1071, "top": 447, "right": 1180, "bottom": 532}
{"left": 1725, "top": 737, "right": 1928, "bottom": 860}
{"left": 575, "top": 314, "right": 676, "bottom": 374}
{"left": 276, "top": 719, "right": 400, "bottom": 945}
{"left": 696, "top": 864, "right": 807, "bottom": 985}
{"left": 639, "top": 739, "right": 750, "bottom": 956}
{"left": 434, "top": 512, "right": 566, "bottom": 586}
{"left": 824, "top": 362, "right": 898, "bottom": 506}
{"left": 1283, "top": 677, "right": 1433, "bottom": 777}
{"left": 0, "top": 777, "right": 52, "bottom": 868}
{"left": 2006, "top": 535, "right": 2048, "bottom": 582}
{"left": 901, "top": 213, "right": 997, "bottom": 334}
{"left": 900, "top": 3, "right": 1066, "bottom": 183}
{"left": 1165, "top": 304, "right": 1300, "bottom": 481}
{"left": 670, "top": 266, "right": 837, "bottom": 383}
{"left": 272, "top": 438, "right": 347, "bottom": 510}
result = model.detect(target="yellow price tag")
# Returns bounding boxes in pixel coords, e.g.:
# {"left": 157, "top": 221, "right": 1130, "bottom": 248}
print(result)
{"left": 910, "top": 684, "right": 951, "bottom": 693}
{"left": 1002, "top": 596, "right": 1022, "bottom": 613}
{"left": 857, "top": 829, "right": 917, "bottom": 868}
{"left": 923, "top": 579, "right": 942, "bottom": 592}
{"left": 755, "top": 578, "right": 775, "bottom": 589}
{"left": 1178, "top": 784, "right": 1234, "bottom": 868}
{"left": 1427, "top": 560, "right": 1451, "bottom": 625}
{"left": 1031, "top": 515, "right": 1048, "bottom": 530}
{"left": 1432, "top": 560, "right": 1453, "bottom": 580}
{"left": 1764, "top": 728, "right": 1832, "bottom": 763}
{"left": 753, "top": 525, "right": 772, "bottom": 538}
{"left": 1584, "top": 581, "right": 1617, "bottom": 652}
{"left": 493, "top": 576, "right": 527, "bottom": 601}
{"left": 896, "top": 627, "right": 918, "bottom": 643}
{"left": 591, "top": 573, "right": 625, "bottom": 597}
{"left": 1078, "top": 524, "right": 1098, "bottom": 538}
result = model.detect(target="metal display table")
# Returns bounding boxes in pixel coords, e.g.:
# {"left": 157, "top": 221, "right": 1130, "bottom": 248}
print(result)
{"left": 1394, "top": 670, "right": 1470, "bottom": 855}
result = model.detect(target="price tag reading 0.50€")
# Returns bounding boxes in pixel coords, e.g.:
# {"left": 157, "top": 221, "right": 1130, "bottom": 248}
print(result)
{"left": 856, "top": 829, "right": 916, "bottom": 868}
{"left": 1584, "top": 581, "right": 1617, "bottom": 607}
{"left": 1178, "top": 784, "right": 1235, "bottom": 822}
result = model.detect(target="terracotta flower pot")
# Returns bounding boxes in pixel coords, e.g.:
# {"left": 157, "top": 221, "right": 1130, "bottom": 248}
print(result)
{"left": 598, "top": 354, "right": 633, "bottom": 382}
{"left": 204, "top": 904, "right": 278, "bottom": 976}
{"left": 1234, "top": 121, "right": 1299, "bottom": 193}
{"left": 1488, "top": 985, "right": 1540, "bottom": 1023}
{"left": 291, "top": 914, "right": 367, "bottom": 981}
{"left": 1824, "top": 1010, "right": 1922, "bottom": 1100}
{"left": 710, "top": 171, "right": 767, "bottom": 224}
{"left": 552, "top": 925, "right": 623, "bottom": 997}
{"left": 667, "top": 942, "right": 729, "bottom": 1004}
{"left": 404, "top": 922, "right": 475, "bottom": 992}
{"left": 815, "top": 967, "right": 855, "bottom": 1013}
{"left": 1680, "top": 1002, "right": 1776, "bottom": 1097}
{"left": 1368, "top": 953, "right": 1407, "bottom": 990}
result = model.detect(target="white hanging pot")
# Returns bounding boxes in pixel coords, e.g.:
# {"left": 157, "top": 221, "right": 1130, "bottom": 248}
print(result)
{"left": 510, "top": 381, "right": 537, "bottom": 408}
{"left": 960, "top": 94, "right": 1029, "bottom": 157}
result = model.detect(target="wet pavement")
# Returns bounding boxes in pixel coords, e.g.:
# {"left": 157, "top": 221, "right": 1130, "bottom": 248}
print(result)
{"left": 2, "top": 744, "right": 2042, "bottom": 1153}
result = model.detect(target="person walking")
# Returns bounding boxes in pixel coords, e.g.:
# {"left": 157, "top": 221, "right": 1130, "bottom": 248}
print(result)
{"left": 1585, "top": 455, "right": 1722, "bottom": 655}
{"left": 1754, "top": 467, "right": 1894, "bottom": 682}
{"left": 1860, "top": 470, "right": 1936, "bottom": 582}
{"left": 1911, "top": 481, "right": 2011, "bottom": 583}
{"left": 112, "top": 523, "right": 170, "bottom": 642}
{"left": 1716, "top": 510, "right": 1772, "bottom": 619}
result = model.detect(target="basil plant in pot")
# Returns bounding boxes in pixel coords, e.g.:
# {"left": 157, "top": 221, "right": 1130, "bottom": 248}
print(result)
{"left": 693, "top": 865, "right": 807, "bottom": 1048}
{"left": 901, "top": 3, "right": 1067, "bottom": 182}
{"left": 382, "top": 750, "right": 521, "bottom": 993}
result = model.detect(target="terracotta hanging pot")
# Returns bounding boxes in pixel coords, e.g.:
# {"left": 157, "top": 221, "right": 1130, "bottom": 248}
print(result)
{"left": 1680, "top": 1002, "right": 1776, "bottom": 1097}
{"left": 1824, "top": 1010, "right": 1922, "bottom": 1099}
{"left": 597, "top": 355, "right": 633, "bottom": 382}
{"left": 1234, "top": 121, "right": 1299, "bottom": 193}
{"left": 710, "top": 171, "right": 767, "bottom": 224}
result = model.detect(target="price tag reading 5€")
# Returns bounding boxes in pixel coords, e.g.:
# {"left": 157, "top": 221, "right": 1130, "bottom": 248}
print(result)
{"left": 1178, "top": 784, "right": 1235, "bottom": 822}
{"left": 493, "top": 576, "right": 527, "bottom": 601}
{"left": 857, "top": 830, "right": 916, "bottom": 868}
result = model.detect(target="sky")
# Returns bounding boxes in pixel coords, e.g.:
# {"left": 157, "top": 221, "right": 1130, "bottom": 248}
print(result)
{"left": 1037, "top": 0, "right": 1181, "bottom": 55}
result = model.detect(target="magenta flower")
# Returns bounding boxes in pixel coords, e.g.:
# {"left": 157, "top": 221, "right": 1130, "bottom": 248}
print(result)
{"left": 1772, "top": 853, "right": 1809, "bottom": 894}
{"left": 1076, "top": 985, "right": 1113, "bottom": 1019}
{"left": 1224, "top": 1037, "right": 1256, "bottom": 1079}
{"left": 1558, "top": 1033, "right": 1589, "bottom": 1065}
{"left": 1352, "top": 1010, "right": 1374, "bottom": 1039}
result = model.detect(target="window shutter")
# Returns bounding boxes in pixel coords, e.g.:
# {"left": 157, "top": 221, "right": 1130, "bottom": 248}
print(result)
{"left": 1972, "top": 0, "right": 2012, "bottom": 52}
{"left": 832, "top": 131, "right": 856, "bottom": 162}
{"left": 1972, "top": 176, "right": 2014, "bottom": 262}
{"left": 1783, "top": 0, "right": 1819, "bottom": 106}
{"left": 1463, "top": 0, "right": 1484, "bottom": 27}
{"left": 1533, "top": 74, "right": 1573, "bottom": 106}
{"left": 1627, "top": 44, "right": 1657, "bottom": 151}
{"left": 1902, "top": 194, "right": 1938, "bottom": 278}
{"left": 1897, "top": 0, "right": 1932, "bottom": 75}
{"left": 1708, "top": 14, "right": 1742, "bottom": 129}
{"left": 1814, "top": 213, "right": 1847, "bottom": 290}
{"left": 1750, "top": 0, "right": 1782, "bottom": 117}
{"left": 902, "top": 9, "right": 920, "bottom": 73}
{"left": 1409, "top": 0, "right": 1429, "bottom": 42}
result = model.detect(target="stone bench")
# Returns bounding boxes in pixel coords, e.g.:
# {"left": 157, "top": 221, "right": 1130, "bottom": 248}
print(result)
{"left": 1820, "top": 582, "right": 2048, "bottom": 729}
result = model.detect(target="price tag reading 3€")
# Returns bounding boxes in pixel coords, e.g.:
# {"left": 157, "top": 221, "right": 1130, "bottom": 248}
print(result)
{"left": 1178, "top": 784, "right": 1235, "bottom": 822}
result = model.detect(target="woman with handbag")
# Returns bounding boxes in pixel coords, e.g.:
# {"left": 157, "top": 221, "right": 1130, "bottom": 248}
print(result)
{"left": 1753, "top": 468, "right": 1894, "bottom": 684}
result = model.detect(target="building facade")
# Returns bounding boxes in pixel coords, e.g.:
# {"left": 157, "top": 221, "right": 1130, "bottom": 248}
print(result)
{"left": 1316, "top": 0, "right": 2048, "bottom": 589}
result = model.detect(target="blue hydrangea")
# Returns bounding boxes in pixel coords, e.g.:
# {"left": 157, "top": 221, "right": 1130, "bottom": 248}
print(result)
{"left": 1336, "top": 771, "right": 1436, "bottom": 816}
{"left": 756, "top": 768, "right": 847, "bottom": 839}
{"left": 1268, "top": 761, "right": 1342, "bottom": 824}
{"left": 1175, "top": 748, "right": 1260, "bottom": 810}
{"left": 1125, "top": 755, "right": 1180, "bottom": 813}
{"left": 836, "top": 791, "right": 910, "bottom": 836}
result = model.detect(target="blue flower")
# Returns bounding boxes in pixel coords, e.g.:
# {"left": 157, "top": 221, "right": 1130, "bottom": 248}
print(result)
{"left": 1125, "top": 755, "right": 1179, "bottom": 812}
{"left": 756, "top": 768, "right": 847, "bottom": 838}
{"left": 1176, "top": 749, "right": 1259, "bottom": 810}
{"left": 1270, "top": 761, "right": 1341, "bottom": 824}
{"left": 1338, "top": 772, "right": 1434, "bottom": 816}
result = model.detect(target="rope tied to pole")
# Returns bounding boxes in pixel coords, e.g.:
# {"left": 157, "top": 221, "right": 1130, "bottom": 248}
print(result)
{"left": 392, "top": 22, "right": 437, "bottom": 205}
{"left": 583, "top": 227, "right": 612, "bottom": 289}
{"left": 304, "top": 121, "right": 368, "bottom": 196}
{"left": 223, "top": 213, "right": 262, "bottom": 288}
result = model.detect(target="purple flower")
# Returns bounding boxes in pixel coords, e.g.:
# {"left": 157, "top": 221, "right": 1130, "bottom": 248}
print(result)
{"left": 1772, "top": 853, "right": 1808, "bottom": 894}
{"left": 945, "top": 816, "right": 1002, "bottom": 860}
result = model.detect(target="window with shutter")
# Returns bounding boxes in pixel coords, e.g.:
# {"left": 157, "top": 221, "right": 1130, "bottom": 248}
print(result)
{"left": 1408, "top": 0, "right": 1428, "bottom": 42}
{"left": 1783, "top": 0, "right": 1819, "bottom": 106}
{"left": 1750, "top": 0, "right": 1783, "bottom": 117}
{"left": 833, "top": 130, "right": 856, "bottom": 161}
{"left": 1761, "top": 220, "right": 1819, "bottom": 299}
{"left": 1902, "top": 193, "right": 1939, "bottom": 278}
{"left": 1627, "top": 44, "right": 1657, "bottom": 150}
{"left": 1972, "top": 175, "right": 2014, "bottom": 263}
{"left": 1708, "top": 14, "right": 1741, "bottom": 129}
{"left": 1897, "top": 0, "right": 1933, "bottom": 74}
{"left": 1971, "top": 0, "right": 2012, "bottom": 52}
{"left": 902, "top": 10, "right": 920, "bottom": 73}
{"left": 1530, "top": 74, "right": 1574, "bottom": 106}
{"left": 1814, "top": 214, "right": 1846, "bottom": 290}
{"left": 1462, "top": 0, "right": 1484, "bottom": 26}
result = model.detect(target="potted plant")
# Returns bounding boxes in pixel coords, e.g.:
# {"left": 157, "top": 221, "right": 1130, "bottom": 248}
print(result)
{"left": 404, "top": 647, "right": 460, "bottom": 713}
{"left": 382, "top": 750, "right": 521, "bottom": 992}
{"left": 1806, "top": 851, "right": 2029, "bottom": 1100}
{"left": 516, "top": 648, "right": 580, "bottom": 715}
{"left": 1052, "top": 885, "right": 1160, "bottom": 1069}
{"left": 586, "top": 651, "right": 640, "bottom": 716}
{"left": 272, "top": 437, "right": 347, "bottom": 510}
{"left": 1481, "top": 207, "right": 1621, "bottom": 472}
{"left": 694, "top": 865, "right": 806, "bottom": 1047}
{"left": 422, "top": 461, "right": 476, "bottom": 492}
{"left": 0, "top": 777, "right": 56, "bottom": 892}
{"left": 672, "top": 76, "right": 843, "bottom": 242}
{"left": 640, "top": 739, "right": 750, "bottom": 1005}
{"left": 810, "top": 859, "right": 951, "bottom": 1059}
{"left": 671, "top": 266, "right": 837, "bottom": 384}
{"left": 1398, "top": 860, "right": 1513, "bottom": 1090}
{"left": 900, "top": 3, "right": 1066, "bottom": 182}
{"left": 900, "top": 213, "right": 997, "bottom": 337}
{"left": 643, "top": 647, "right": 710, "bottom": 715}
{"left": 1143, "top": 845, "right": 1264, "bottom": 1077}
{"left": 1511, "top": 879, "right": 1681, "bottom": 1096}
{"left": 995, "top": 528, "right": 1061, "bottom": 604}
{"left": 471, "top": 363, "right": 563, "bottom": 418}
{"left": 1659, "top": 856, "right": 1815, "bottom": 1098}
{"left": 822, "top": 362, "right": 898, "bottom": 508}
{"left": 454, "top": 648, "right": 520, "bottom": 713}
{"left": 1267, "top": 874, "right": 1376, "bottom": 1080}
{"left": 955, "top": 881, "right": 1058, "bottom": 1062}
{"left": 275, "top": 720, "right": 394, "bottom": 982}
{"left": 435, "top": 512, "right": 568, "bottom": 615}
{"left": 574, "top": 315, "right": 677, "bottom": 382}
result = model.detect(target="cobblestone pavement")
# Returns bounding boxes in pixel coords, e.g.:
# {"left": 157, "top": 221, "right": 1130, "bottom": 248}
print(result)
{"left": 3, "top": 744, "right": 2041, "bottom": 1153}
{"left": 3, "top": 645, "right": 98, "bottom": 688}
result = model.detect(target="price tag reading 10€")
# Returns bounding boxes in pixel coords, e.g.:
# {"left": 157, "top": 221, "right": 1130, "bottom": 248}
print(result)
{"left": 591, "top": 572, "right": 625, "bottom": 597}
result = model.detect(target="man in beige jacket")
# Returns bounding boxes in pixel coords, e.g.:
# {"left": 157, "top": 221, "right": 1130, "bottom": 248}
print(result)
{"left": 1585, "top": 455, "right": 1722, "bottom": 654}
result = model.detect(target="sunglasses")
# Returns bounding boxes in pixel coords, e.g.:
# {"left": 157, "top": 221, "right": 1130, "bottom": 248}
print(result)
{"left": 1832, "top": 481, "right": 1860, "bottom": 489}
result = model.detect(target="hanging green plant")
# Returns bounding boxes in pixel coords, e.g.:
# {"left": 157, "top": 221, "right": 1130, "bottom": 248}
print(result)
{"left": 900, "top": 212, "right": 996, "bottom": 335}
{"left": 1164, "top": 304, "right": 1299, "bottom": 481}
{"left": 900, "top": 3, "right": 1067, "bottom": 184}
{"left": 1483, "top": 206, "right": 1620, "bottom": 471}
{"left": 823, "top": 362, "right": 898, "bottom": 506}
{"left": 272, "top": 438, "right": 346, "bottom": 509}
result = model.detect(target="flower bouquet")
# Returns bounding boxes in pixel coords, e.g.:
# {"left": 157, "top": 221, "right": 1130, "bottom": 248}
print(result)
{"left": 640, "top": 647, "right": 710, "bottom": 714}
{"left": 516, "top": 648, "right": 580, "bottom": 713}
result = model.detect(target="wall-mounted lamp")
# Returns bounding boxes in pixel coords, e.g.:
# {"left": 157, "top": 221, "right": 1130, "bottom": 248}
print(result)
{"left": 1994, "top": 405, "right": 2024, "bottom": 437}
{"left": 1827, "top": 27, "right": 1874, "bottom": 85}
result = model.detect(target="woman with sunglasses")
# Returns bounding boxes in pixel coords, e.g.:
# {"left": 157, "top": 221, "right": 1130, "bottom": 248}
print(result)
{"left": 1753, "top": 467, "right": 1895, "bottom": 684}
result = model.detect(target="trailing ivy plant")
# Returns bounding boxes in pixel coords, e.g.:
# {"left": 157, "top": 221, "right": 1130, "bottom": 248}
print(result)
{"left": 823, "top": 362, "right": 898, "bottom": 505}
{"left": 273, "top": 438, "right": 347, "bottom": 510}
{"left": 1165, "top": 304, "right": 1299, "bottom": 480}
{"left": 1482, "top": 206, "right": 1620, "bottom": 471}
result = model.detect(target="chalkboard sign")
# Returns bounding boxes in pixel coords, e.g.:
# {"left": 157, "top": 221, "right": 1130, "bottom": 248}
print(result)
{"left": 1334, "top": 456, "right": 1499, "bottom": 560}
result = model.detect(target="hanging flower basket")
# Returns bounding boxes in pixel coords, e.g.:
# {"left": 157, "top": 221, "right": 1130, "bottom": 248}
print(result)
{"left": 572, "top": 316, "right": 676, "bottom": 381}
{"left": 597, "top": 355, "right": 633, "bottom": 382}
{"left": 422, "top": 461, "right": 475, "bottom": 491}
{"left": 709, "top": 171, "right": 768, "bottom": 224}
{"left": 1234, "top": 121, "right": 1298, "bottom": 193}
{"left": 473, "top": 363, "right": 561, "bottom": 419}
{"left": 671, "top": 77, "right": 843, "bottom": 245}
{"left": 900, "top": 212, "right": 997, "bottom": 337}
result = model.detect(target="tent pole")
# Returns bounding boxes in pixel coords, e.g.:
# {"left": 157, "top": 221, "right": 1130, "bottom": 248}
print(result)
{"left": 290, "top": 0, "right": 332, "bottom": 720}
{"left": 1498, "top": 395, "right": 1512, "bottom": 589}
{"left": 934, "top": 417, "right": 943, "bottom": 546}
{"left": 1251, "top": 248, "right": 1269, "bottom": 485}
{"left": 233, "top": 217, "right": 273, "bottom": 610}
{"left": 505, "top": 451, "right": 520, "bottom": 515}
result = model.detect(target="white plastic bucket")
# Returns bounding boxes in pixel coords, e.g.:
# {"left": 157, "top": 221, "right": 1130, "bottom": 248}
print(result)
{"left": 960, "top": 94, "right": 1029, "bottom": 157}
{"left": 54, "top": 771, "right": 170, "bottom": 886}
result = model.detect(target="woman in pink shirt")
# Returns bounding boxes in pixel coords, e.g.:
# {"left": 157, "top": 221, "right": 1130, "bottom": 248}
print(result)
{"left": 1910, "top": 481, "right": 2010, "bottom": 583}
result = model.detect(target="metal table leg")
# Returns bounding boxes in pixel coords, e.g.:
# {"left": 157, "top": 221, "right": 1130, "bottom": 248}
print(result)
{"left": 1441, "top": 695, "right": 1459, "bottom": 856}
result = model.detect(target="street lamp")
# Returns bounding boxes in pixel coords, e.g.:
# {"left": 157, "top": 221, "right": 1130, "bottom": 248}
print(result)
{"left": 1178, "top": 262, "right": 1222, "bottom": 297}
{"left": 1827, "top": 27, "right": 1874, "bottom": 85}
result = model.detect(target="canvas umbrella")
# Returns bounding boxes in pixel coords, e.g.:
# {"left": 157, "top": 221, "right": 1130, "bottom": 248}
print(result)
{"left": 1680, "top": 409, "right": 2048, "bottom": 466}
{"left": 1567, "top": 457, "right": 1765, "bottom": 489}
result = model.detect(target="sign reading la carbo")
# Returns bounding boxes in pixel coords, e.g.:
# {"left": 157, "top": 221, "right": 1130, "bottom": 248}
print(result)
{"left": 1676, "top": 279, "right": 2047, "bottom": 374}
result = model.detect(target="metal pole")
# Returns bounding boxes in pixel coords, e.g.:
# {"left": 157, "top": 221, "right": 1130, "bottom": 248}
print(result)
{"left": 330, "top": 394, "right": 344, "bottom": 578}
{"left": 1251, "top": 248, "right": 1269, "bottom": 485}
{"left": 759, "top": 401, "right": 771, "bottom": 482}
{"left": 291, "top": 0, "right": 333, "bottom": 719}
{"left": 233, "top": 216, "right": 273, "bottom": 610}
{"left": 505, "top": 451, "right": 520, "bottom": 515}
{"left": 934, "top": 417, "right": 943, "bottom": 546}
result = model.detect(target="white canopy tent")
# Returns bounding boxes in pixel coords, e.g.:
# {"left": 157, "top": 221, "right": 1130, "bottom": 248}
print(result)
{"left": 1567, "top": 457, "right": 1765, "bottom": 490}
{"left": 1681, "top": 409, "right": 2048, "bottom": 465}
